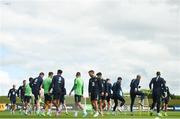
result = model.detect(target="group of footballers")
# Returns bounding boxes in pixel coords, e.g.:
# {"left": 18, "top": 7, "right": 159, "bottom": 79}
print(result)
{"left": 7, "top": 69, "right": 171, "bottom": 117}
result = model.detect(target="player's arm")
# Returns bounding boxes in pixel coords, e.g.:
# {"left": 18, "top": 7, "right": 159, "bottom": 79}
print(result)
{"left": 118, "top": 83, "right": 124, "bottom": 96}
{"left": 69, "top": 79, "right": 76, "bottom": 95}
{"left": 82, "top": 81, "right": 84, "bottom": 96}
{"left": 105, "top": 81, "right": 108, "bottom": 96}
{"left": 134, "top": 80, "right": 139, "bottom": 92}
{"left": 88, "top": 79, "right": 92, "bottom": 96}
{"left": 40, "top": 78, "right": 43, "bottom": 89}
{"left": 8, "top": 89, "right": 11, "bottom": 98}
{"left": 99, "top": 80, "right": 103, "bottom": 95}
{"left": 61, "top": 77, "right": 65, "bottom": 91}
{"left": 167, "top": 87, "right": 171, "bottom": 96}
{"left": 15, "top": 89, "right": 18, "bottom": 96}
{"left": 17, "top": 86, "right": 21, "bottom": 97}
{"left": 130, "top": 79, "right": 134, "bottom": 88}
{"left": 161, "top": 78, "right": 166, "bottom": 92}
{"left": 29, "top": 79, "right": 34, "bottom": 89}
{"left": 149, "top": 79, "right": 153, "bottom": 90}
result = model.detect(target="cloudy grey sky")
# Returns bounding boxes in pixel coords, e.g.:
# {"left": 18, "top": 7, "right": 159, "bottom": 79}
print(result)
{"left": 0, "top": 0, "right": 180, "bottom": 96}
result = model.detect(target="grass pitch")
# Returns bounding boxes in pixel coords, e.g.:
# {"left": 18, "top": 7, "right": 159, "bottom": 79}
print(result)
{"left": 0, "top": 111, "right": 180, "bottom": 119}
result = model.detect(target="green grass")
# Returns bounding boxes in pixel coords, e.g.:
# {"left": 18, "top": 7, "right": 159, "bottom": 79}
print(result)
{"left": 0, "top": 111, "right": 180, "bottom": 118}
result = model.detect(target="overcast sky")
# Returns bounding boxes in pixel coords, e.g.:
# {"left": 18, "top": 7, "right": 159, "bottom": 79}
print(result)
{"left": 0, "top": 0, "right": 180, "bottom": 96}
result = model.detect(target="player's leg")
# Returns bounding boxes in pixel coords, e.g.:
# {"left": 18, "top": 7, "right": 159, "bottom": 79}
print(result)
{"left": 102, "top": 98, "right": 106, "bottom": 110}
{"left": 34, "top": 93, "right": 40, "bottom": 115}
{"left": 41, "top": 94, "right": 48, "bottom": 116}
{"left": 74, "top": 95, "right": 87, "bottom": 117}
{"left": 107, "top": 96, "right": 111, "bottom": 111}
{"left": 119, "top": 96, "right": 125, "bottom": 107}
{"left": 130, "top": 93, "right": 136, "bottom": 113}
{"left": 90, "top": 93, "right": 96, "bottom": 113}
{"left": 20, "top": 96, "right": 24, "bottom": 113}
{"left": 136, "top": 91, "right": 145, "bottom": 106}
{"left": 161, "top": 98, "right": 165, "bottom": 111}
{"left": 10, "top": 100, "right": 13, "bottom": 114}
{"left": 156, "top": 94, "right": 162, "bottom": 117}
{"left": 37, "top": 93, "right": 40, "bottom": 113}
{"left": 93, "top": 100, "right": 99, "bottom": 117}
{"left": 27, "top": 96, "right": 32, "bottom": 115}
{"left": 74, "top": 95, "right": 80, "bottom": 116}
{"left": 10, "top": 99, "right": 16, "bottom": 114}
{"left": 47, "top": 94, "right": 52, "bottom": 116}
{"left": 78, "top": 95, "right": 87, "bottom": 117}
{"left": 164, "top": 98, "right": 168, "bottom": 116}
{"left": 150, "top": 93, "right": 157, "bottom": 115}
{"left": 55, "top": 93, "right": 62, "bottom": 116}
{"left": 63, "top": 100, "right": 68, "bottom": 114}
{"left": 24, "top": 96, "right": 31, "bottom": 115}
{"left": 54, "top": 99, "right": 60, "bottom": 116}
{"left": 112, "top": 97, "right": 118, "bottom": 114}
{"left": 99, "top": 96, "right": 103, "bottom": 115}
{"left": 52, "top": 93, "right": 59, "bottom": 116}
{"left": 24, "top": 96, "right": 28, "bottom": 115}
{"left": 93, "top": 93, "right": 99, "bottom": 117}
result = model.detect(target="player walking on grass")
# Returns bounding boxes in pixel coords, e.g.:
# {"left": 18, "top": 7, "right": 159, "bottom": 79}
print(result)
{"left": 41, "top": 72, "right": 53, "bottom": 116}
{"left": 149, "top": 71, "right": 166, "bottom": 117}
{"left": 161, "top": 81, "right": 171, "bottom": 116}
{"left": 69, "top": 72, "right": 87, "bottom": 117}
{"left": 24, "top": 77, "right": 33, "bottom": 115}
{"left": 88, "top": 70, "right": 101, "bottom": 117}
{"left": 8, "top": 85, "right": 18, "bottom": 114}
{"left": 17, "top": 80, "right": 26, "bottom": 113}
{"left": 96, "top": 72, "right": 107, "bottom": 116}
{"left": 49, "top": 69, "right": 65, "bottom": 116}
{"left": 112, "top": 77, "right": 125, "bottom": 114}
{"left": 106, "top": 78, "right": 112, "bottom": 112}
{"left": 31, "top": 72, "right": 44, "bottom": 115}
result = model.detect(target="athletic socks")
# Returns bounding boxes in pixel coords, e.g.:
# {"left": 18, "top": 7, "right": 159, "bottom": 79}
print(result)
{"left": 74, "top": 111, "right": 78, "bottom": 117}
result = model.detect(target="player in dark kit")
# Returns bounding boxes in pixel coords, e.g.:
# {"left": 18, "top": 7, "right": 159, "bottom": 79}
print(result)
{"left": 96, "top": 72, "right": 107, "bottom": 116}
{"left": 88, "top": 70, "right": 101, "bottom": 117}
{"left": 130, "top": 75, "right": 145, "bottom": 114}
{"left": 31, "top": 72, "right": 44, "bottom": 115}
{"left": 161, "top": 81, "right": 171, "bottom": 116}
{"left": 112, "top": 77, "right": 125, "bottom": 114}
{"left": 106, "top": 78, "right": 112, "bottom": 111}
{"left": 49, "top": 69, "right": 65, "bottom": 116}
{"left": 17, "top": 80, "right": 26, "bottom": 112}
{"left": 8, "top": 85, "right": 18, "bottom": 114}
{"left": 149, "top": 71, "right": 166, "bottom": 117}
{"left": 17, "top": 80, "right": 26, "bottom": 103}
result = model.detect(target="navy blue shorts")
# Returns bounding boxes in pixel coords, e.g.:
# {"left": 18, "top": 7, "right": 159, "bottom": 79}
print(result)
{"left": 10, "top": 99, "right": 16, "bottom": 104}
{"left": 53, "top": 92, "right": 61, "bottom": 100}
{"left": 60, "top": 95, "right": 65, "bottom": 104}
{"left": 162, "top": 97, "right": 169, "bottom": 104}
{"left": 24, "top": 96, "right": 31, "bottom": 103}
{"left": 90, "top": 93, "right": 99, "bottom": 101}
{"left": 44, "top": 94, "right": 52, "bottom": 102}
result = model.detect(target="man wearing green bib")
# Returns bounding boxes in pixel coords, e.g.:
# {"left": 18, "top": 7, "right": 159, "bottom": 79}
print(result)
{"left": 42, "top": 72, "right": 53, "bottom": 116}
{"left": 69, "top": 72, "right": 87, "bottom": 117}
{"left": 24, "top": 77, "right": 33, "bottom": 115}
